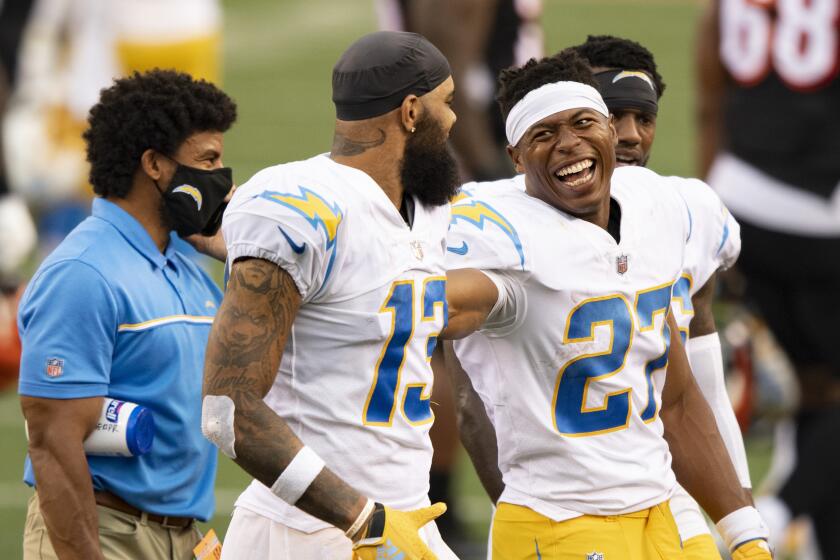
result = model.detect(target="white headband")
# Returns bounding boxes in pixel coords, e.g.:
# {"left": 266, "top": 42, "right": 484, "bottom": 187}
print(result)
{"left": 505, "top": 81, "right": 610, "bottom": 146}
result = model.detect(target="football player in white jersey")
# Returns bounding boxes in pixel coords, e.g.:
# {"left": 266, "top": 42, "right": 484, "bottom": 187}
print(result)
{"left": 448, "top": 37, "right": 754, "bottom": 560}
{"left": 201, "top": 32, "right": 460, "bottom": 560}
{"left": 578, "top": 35, "right": 751, "bottom": 560}
{"left": 440, "top": 50, "right": 771, "bottom": 559}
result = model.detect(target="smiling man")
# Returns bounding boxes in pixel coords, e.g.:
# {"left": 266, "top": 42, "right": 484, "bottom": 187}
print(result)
{"left": 573, "top": 35, "right": 752, "bottom": 560}
{"left": 441, "top": 51, "right": 771, "bottom": 559}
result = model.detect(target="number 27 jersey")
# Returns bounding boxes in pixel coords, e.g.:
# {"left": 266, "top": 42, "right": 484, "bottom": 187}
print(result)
{"left": 447, "top": 166, "right": 690, "bottom": 520}
{"left": 222, "top": 155, "right": 449, "bottom": 533}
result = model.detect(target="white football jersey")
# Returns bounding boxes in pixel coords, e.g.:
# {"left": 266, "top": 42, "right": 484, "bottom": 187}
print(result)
{"left": 670, "top": 178, "right": 741, "bottom": 340}
{"left": 222, "top": 154, "right": 450, "bottom": 533}
{"left": 448, "top": 166, "right": 692, "bottom": 520}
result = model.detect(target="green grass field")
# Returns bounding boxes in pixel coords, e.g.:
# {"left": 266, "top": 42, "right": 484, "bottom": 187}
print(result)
{"left": 0, "top": 0, "right": 779, "bottom": 557}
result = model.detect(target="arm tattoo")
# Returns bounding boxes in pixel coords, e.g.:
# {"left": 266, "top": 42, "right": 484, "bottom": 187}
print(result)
{"left": 331, "top": 128, "right": 386, "bottom": 156}
{"left": 203, "top": 258, "right": 365, "bottom": 529}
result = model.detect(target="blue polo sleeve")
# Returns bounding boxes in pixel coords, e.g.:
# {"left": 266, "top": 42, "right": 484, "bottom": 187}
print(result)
{"left": 18, "top": 259, "right": 117, "bottom": 398}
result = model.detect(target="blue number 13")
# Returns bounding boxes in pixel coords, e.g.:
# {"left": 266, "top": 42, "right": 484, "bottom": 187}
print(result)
{"left": 363, "top": 278, "right": 446, "bottom": 426}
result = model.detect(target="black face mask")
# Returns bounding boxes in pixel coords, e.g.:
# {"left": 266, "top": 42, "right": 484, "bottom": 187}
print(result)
{"left": 156, "top": 160, "right": 233, "bottom": 237}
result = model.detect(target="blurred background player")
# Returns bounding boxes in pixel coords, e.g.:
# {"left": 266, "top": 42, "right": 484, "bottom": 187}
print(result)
{"left": 0, "top": 0, "right": 38, "bottom": 391}
{"left": 576, "top": 35, "right": 751, "bottom": 559}
{"left": 377, "top": 3, "right": 542, "bottom": 546}
{"left": 377, "top": 0, "right": 542, "bottom": 181}
{"left": 698, "top": 0, "right": 840, "bottom": 557}
{"left": 6, "top": 0, "right": 222, "bottom": 254}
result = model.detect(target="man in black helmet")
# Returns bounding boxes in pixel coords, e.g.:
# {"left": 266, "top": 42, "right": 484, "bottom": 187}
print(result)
{"left": 203, "top": 31, "right": 460, "bottom": 559}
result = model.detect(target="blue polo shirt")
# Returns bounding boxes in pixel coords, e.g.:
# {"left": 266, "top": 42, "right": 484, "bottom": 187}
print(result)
{"left": 18, "top": 198, "right": 221, "bottom": 521}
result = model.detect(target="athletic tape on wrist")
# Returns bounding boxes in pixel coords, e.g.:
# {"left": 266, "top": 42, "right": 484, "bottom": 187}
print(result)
{"left": 270, "top": 446, "right": 326, "bottom": 505}
{"left": 201, "top": 395, "right": 237, "bottom": 459}
{"left": 345, "top": 498, "right": 375, "bottom": 539}
{"left": 716, "top": 506, "right": 770, "bottom": 551}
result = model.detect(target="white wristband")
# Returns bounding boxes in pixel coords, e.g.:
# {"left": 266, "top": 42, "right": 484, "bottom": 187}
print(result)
{"left": 715, "top": 506, "right": 770, "bottom": 551}
{"left": 270, "top": 446, "right": 325, "bottom": 505}
{"left": 345, "top": 498, "right": 375, "bottom": 539}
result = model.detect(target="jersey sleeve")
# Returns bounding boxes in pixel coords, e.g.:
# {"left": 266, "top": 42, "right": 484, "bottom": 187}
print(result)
{"left": 223, "top": 179, "right": 344, "bottom": 302}
{"left": 674, "top": 177, "right": 742, "bottom": 277}
{"left": 717, "top": 205, "right": 741, "bottom": 270}
{"left": 18, "top": 260, "right": 117, "bottom": 399}
{"left": 446, "top": 191, "right": 528, "bottom": 273}
{"left": 479, "top": 269, "right": 528, "bottom": 336}
{"left": 446, "top": 191, "right": 529, "bottom": 335}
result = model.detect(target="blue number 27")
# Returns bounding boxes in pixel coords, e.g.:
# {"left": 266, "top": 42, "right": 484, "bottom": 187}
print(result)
{"left": 553, "top": 283, "right": 672, "bottom": 436}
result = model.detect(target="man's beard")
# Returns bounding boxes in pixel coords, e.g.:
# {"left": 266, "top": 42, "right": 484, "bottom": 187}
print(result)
{"left": 400, "top": 117, "right": 460, "bottom": 207}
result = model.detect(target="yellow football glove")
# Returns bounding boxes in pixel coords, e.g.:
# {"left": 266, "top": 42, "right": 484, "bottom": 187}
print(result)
{"left": 732, "top": 539, "right": 773, "bottom": 559}
{"left": 352, "top": 502, "right": 446, "bottom": 560}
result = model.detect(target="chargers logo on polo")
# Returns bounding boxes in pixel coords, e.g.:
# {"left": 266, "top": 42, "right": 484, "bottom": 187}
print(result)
{"left": 172, "top": 185, "right": 203, "bottom": 210}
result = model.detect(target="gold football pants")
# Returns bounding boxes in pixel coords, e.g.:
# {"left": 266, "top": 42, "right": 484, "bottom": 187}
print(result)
{"left": 492, "top": 501, "right": 686, "bottom": 560}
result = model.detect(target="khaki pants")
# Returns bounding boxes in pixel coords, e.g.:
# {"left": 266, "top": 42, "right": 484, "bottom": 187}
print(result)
{"left": 23, "top": 493, "right": 202, "bottom": 560}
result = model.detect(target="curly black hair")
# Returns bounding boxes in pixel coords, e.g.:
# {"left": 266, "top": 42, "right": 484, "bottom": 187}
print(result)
{"left": 571, "top": 35, "right": 666, "bottom": 98}
{"left": 84, "top": 69, "right": 237, "bottom": 198}
{"left": 496, "top": 49, "right": 598, "bottom": 122}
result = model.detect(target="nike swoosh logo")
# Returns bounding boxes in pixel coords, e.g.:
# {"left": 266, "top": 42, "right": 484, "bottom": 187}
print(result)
{"left": 446, "top": 241, "right": 469, "bottom": 255}
{"left": 278, "top": 226, "right": 306, "bottom": 254}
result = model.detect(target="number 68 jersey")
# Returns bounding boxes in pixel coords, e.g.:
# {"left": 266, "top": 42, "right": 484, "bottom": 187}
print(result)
{"left": 448, "top": 166, "right": 692, "bottom": 521}
{"left": 221, "top": 154, "right": 449, "bottom": 533}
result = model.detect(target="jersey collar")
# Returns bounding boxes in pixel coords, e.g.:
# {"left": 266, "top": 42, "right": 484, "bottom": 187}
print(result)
{"left": 92, "top": 198, "right": 174, "bottom": 269}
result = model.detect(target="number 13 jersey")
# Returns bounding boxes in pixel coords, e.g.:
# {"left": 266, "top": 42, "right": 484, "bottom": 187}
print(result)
{"left": 222, "top": 154, "right": 449, "bottom": 533}
{"left": 447, "top": 166, "right": 691, "bottom": 521}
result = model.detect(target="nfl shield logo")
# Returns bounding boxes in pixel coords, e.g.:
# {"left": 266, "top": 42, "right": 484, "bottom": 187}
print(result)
{"left": 586, "top": 553, "right": 605, "bottom": 560}
{"left": 45, "top": 358, "right": 64, "bottom": 378}
{"left": 616, "top": 254, "right": 629, "bottom": 275}
{"left": 410, "top": 240, "right": 424, "bottom": 261}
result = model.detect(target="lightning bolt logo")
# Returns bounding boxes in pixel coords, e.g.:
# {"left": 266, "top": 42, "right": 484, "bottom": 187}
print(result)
{"left": 450, "top": 189, "right": 472, "bottom": 204}
{"left": 255, "top": 187, "right": 344, "bottom": 291}
{"left": 172, "top": 185, "right": 203, "bottom": 210}
{"left": 450, "top": 199, "right": 525, "bottom": 269}
{"left": 613, "top": 70, "right": 655, "bottom": 92}
{"left": 256, "top": 187, "right": 343, "bottom": 250}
